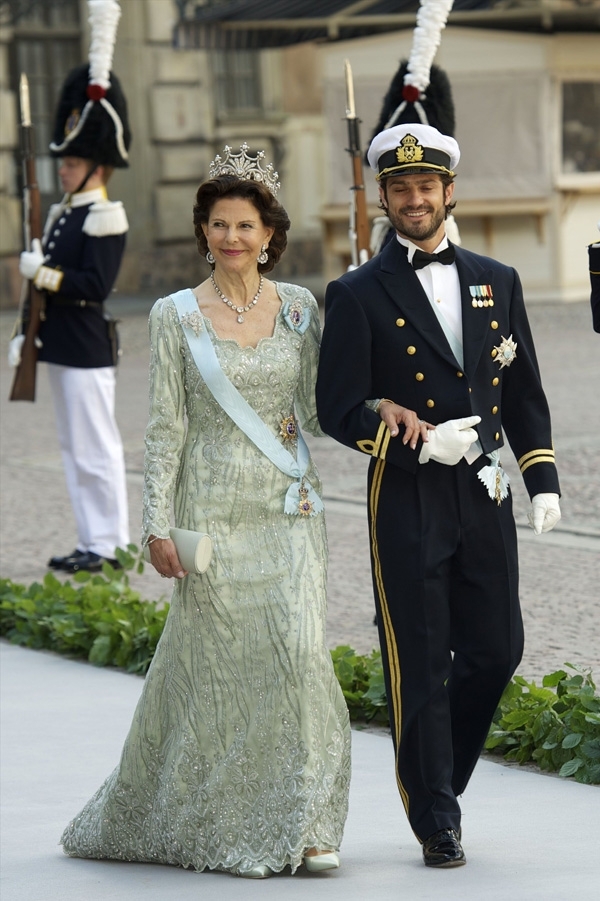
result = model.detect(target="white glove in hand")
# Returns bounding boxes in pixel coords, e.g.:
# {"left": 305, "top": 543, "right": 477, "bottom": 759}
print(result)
{"left": 19, "top": 238, "right": 44, "bottom": 280}
{"left": 419, "top": 415, "right": 481, "bottom": 466}
{"left": 528, "top": 493, "right": 561, "bottom": 535}
{"left": 8, "top": 335, "right": 25, "bottom": 368}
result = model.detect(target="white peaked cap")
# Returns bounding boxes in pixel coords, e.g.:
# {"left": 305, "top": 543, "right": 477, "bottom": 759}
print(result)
{"left": 368, "top": 123, "right": 460, "bottom": 179}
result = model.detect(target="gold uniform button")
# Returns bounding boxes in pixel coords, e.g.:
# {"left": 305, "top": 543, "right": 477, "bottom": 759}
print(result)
{"left": 492, "top": 405, "right": 498, "bottom": 414}
{"left": 415, "top": 372, "right": 424, "bottom": 381}
{"left": 426, "top": 399, "right": 435, "bottom": 408}
{"left": 495, "top": 432, "right": 500, "bottom": 440}
{"left": 491, "top": 348, "right": 498, "bottom": 358}
{"left": 407, "top": 345, "right": 416, "bottom": 355}
{"left": 492, "top": 377, "right": 499, "bottom": 386}
{"left": 456, "top": 371, "right": 464, "bottom": 378}
{"left": 491, "top": 321, "right": 499, "bottom": 329}
{"left": 396, "top": 318, "right": 406, "bottom": 327}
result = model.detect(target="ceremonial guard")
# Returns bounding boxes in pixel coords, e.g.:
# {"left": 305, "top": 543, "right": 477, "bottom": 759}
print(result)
{"left": 316, "top": 122, "right": 561, "bottom": 867}
{"left": 18, "top": 0, "right": 131, "bottom": 572}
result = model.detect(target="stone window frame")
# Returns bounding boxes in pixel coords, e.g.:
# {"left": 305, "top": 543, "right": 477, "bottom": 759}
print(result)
{"left": 558, "top": 78, "right": 600, "bottom": 188}
{"left": 211, "top": 48, "right": 263, "bottom": 120}
{"left": 9, "top": 0, "right": 82, "bottom": 203}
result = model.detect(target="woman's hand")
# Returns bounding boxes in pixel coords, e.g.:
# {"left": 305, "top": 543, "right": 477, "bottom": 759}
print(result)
{"left": 378, "top": 401, "right": 435, "bottom": 450}
{"left": 147, "top": 537, "right": 188, "bottom": 579}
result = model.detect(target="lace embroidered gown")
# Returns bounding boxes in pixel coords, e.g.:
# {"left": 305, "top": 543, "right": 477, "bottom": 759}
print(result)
{"left": 60, "top": 283, "right": 351, "bottom": 874}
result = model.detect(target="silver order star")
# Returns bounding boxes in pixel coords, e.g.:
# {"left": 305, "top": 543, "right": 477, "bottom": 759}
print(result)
{"left": 493, "top": 334, "right": 518, "bottom": 369}
{"left": 180, "top": 311, "right": 203, "bottom": 336}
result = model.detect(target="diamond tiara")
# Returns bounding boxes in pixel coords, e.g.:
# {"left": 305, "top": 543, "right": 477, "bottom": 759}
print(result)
{"left": 208, "top": 143, "right": 281, "bottom": 196}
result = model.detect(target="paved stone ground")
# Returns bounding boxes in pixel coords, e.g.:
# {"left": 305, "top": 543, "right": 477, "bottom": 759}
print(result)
{"left": 1, "top": 298, "right": 598, "bottom": 683}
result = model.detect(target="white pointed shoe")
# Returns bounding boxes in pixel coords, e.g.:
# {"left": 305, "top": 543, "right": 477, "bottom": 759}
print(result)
{"left": 303, "top": 851, "right": 340, "bottom": 872}
{"left": 236, "top": 864, "right": 274, "bottom": 879}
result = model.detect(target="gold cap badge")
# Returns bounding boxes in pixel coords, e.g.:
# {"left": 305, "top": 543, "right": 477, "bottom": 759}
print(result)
{"left": 396, "top": 134, "right": 424, "bottom": 165}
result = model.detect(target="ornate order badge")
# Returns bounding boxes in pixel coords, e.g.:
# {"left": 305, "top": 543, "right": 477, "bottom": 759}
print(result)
{"left": 470, "top": 285, "right": 494, "bottom": 308}
{"left": 298, "top": 482, "right": 314, "bottom": 516}
{"left": 477, "top": 450, "right": 510, "bottom": 505}
{"left": 493, "top": 334, "right": 518, "bottom": 369}
{"left": 280, "top": 414, "right": 297, "bottom": 441}
{"left": 396, "top": 134, "right": 424, "bottom": 164}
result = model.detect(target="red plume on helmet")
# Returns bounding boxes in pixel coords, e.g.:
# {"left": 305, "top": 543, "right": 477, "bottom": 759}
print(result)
{"left": 369, "top": 59, "right": 456, "bottom": 142}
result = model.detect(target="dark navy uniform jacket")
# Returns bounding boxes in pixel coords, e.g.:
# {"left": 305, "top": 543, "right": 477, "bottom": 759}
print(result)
{"left": 316, "top": 236, "right": 560, "bottom": 500}
{"left": 38, "top": 200, "right": 126, "bottom": 368}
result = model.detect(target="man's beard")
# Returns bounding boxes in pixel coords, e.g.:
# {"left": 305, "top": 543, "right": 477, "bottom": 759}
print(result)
{"left": 387, "top": 204, "right": 446, "bottom": 243}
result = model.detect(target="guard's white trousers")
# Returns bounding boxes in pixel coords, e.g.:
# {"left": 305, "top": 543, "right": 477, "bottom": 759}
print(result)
{"left": 47, "top": 363, "right": 129, "bottom": 558}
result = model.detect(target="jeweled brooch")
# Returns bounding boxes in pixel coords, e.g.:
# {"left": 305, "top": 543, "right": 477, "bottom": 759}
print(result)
{"left": 493, "top": 334, "right": 518, "bottom": 369}
{"left": 280, "top": 414, "right": 297, "bottom": 441}
{"left": 298, "top": 483, "right": 314, "bottom": 517}
{"left": 180, "top": 311, "right": 203, "bottom": 336}
{"left": 283, "top": 298, "right": 310, "bottom": 334}
{"left": 289, "top": 301, "right": 304, "bottom": 326}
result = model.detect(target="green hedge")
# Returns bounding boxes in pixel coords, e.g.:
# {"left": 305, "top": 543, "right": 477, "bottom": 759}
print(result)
{"left": 1, "top": 548, "right": 598, "bottom": 784}
{"left": 0, "top": 546, "right": 165, "bottom": 675}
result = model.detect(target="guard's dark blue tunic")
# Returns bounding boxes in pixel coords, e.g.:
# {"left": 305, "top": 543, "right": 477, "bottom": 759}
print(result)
{"left": 38, "top": 202, "right": 126, "bottom": 367}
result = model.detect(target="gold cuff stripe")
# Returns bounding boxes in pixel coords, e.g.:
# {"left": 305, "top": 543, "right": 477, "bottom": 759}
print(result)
{"left": 369, "top": 458, "right": 410, "bottom": 814}
{"left": 380, "top": 427, "right": 392, "bottom": 461}
{"left": 517, "top": 448, "right": 555, "bottom": 468}
{"left": 520, "top": 455, "right": 556, "bottom": 474}
{"left": 34, "top": 266, "right": 64, "bottom": 293}
{"left": 356, "top": 420, "right": 388, "bottom": 458}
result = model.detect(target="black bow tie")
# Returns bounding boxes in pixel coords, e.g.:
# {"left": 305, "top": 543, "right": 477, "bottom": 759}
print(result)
{"left": 411, "top": 246, "right": 456, "bottom": 270}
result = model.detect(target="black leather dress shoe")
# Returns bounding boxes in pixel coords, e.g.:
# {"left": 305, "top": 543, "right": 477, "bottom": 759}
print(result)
{"left": 63, "top": 551, "right": 121, "bottom": 573}
{"left": 422, "top": 828, "right": 466, "bottom": 868}
{"left": 48, "top": 549, "right": 85, "bottom": 570}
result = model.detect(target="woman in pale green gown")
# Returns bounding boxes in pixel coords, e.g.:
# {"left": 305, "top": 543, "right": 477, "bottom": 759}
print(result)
{"left": 60, "top": 148, "right": 352, "bottom": 878}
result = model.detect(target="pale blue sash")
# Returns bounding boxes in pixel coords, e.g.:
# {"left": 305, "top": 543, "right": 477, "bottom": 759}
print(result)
{"left": 426, "top": 294, "right": 464, "bottom": 371}
{"left": 171, "top": 289, "right": 323, "bottom": 517}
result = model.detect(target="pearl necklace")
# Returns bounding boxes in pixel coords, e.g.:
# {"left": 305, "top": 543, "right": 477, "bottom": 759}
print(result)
{"left": 210, "top": 270, "right": 264, "bottom": 323}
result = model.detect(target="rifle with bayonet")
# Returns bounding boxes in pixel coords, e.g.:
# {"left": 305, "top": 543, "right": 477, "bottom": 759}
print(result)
{"left": 9, "top": 72, "right": 44, "bottom": 402}
{"left": 344, "top": 59, "right": 371, "bottom": 268}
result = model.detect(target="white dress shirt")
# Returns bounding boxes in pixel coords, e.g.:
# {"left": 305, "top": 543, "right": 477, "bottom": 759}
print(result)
{"left": 396, "top": 234, "right": 482, "bottom": 464}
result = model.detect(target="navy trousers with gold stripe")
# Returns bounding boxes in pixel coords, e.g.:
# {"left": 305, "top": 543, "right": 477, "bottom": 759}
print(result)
{"left": 368, "top": 454, "right": 523, "bottom": 842}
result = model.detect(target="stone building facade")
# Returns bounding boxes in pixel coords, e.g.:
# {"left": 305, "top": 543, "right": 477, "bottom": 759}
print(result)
{"left": 0, "top": 1, "right": 598, "bottom": 306}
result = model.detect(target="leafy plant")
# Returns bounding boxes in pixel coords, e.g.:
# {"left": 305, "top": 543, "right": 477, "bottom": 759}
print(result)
{"left": 330, "top": 645, "right": 389, "bottom": 725}
{"left": 485, "top": 665, "right": 600, "bottom": 784}
{"left": 2, "top": 563, "right": 598, "bottom": 784}
{"left": 0, "top": 545, "right": 168, "bottom": 675}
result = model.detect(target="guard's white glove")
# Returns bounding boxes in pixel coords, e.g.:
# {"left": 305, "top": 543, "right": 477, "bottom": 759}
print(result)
{"left": 528, "top": 493, "right": 561, "bottom": 535}
{"left": 19, "top": 238, "right": 44, "bottom": 280}
{"left": 8, "top": 334, "right": 25, "bottom": 368}
{"left": 419, "top": 415, "right": 481, "bottom": 465}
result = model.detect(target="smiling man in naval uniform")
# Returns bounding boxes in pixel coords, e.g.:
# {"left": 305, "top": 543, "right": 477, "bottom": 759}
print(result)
{"left": 317, "top": 123, "right": 561, "bottom": 868}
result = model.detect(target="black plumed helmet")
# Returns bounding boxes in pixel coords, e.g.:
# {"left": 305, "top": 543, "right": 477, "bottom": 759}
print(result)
{"left": 367, "top": 60, "right": 456, "bottom": 158}
{"left": 49, "top": 63, "right": 131, "bottom": 168}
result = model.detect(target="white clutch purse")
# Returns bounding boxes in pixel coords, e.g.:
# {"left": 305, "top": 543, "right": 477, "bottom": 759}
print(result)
{"left": 143, "top": 528, "right": 213, "bottom": 574}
